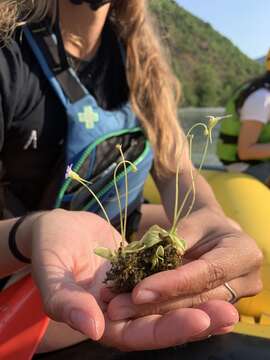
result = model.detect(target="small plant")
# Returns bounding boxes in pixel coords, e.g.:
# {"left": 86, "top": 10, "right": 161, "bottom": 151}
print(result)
{"left": 66, "top": 116, "right": 227, "bottom": 293}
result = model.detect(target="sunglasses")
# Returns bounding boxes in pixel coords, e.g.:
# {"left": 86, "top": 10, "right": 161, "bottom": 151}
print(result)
{"left": 70, "top": 0, "right": 112, "bottom": 11}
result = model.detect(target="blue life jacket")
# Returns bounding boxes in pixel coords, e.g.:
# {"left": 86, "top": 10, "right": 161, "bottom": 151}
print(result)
{"left": 23, "top": 24, "right": 153, "bottom": 225}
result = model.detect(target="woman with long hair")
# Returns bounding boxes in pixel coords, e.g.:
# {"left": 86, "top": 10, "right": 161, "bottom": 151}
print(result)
{"left": 0, "top": 0, "right": 262, "bottom": 356}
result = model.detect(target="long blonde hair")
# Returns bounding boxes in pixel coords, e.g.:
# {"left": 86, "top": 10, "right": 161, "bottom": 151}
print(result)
{"left": 0, "top": 0, "right": 183, "bottom": 176}
{"left": 111, "top": 0, "right": 183, "bottom": 176}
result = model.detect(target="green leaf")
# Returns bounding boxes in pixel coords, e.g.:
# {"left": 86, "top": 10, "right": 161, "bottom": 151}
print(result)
{"left": 156, "top": 245, "right": 165, "bottom": 259}
{"left": 140, "top": 225, "right": 164, "bottom": 249}
{"left": 124, "top": 243, "right": 145, "bottom": 254}
{"left": 151, "top": 245, "right": 165, "bottom": 269}
{"left": 94, "top": 247, "right": 116, "bottom": 261}
{"left": 168, "top": 233, "right": 186, "bottom": 254}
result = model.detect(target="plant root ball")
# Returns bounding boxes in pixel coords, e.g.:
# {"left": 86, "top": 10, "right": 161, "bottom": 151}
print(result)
{"left": 105, "top": 236, "right": 183, "bottom": 293}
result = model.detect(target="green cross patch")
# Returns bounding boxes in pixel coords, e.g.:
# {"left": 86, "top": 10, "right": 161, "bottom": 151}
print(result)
{"left": 78, "top": 106, "right": 99, "bottom": 129}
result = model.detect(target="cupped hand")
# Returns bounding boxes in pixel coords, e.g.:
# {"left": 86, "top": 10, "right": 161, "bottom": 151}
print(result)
{"left": 30, "top": 209, "right": 122, "bottom": 341}
{"left": 28, "top": 209, "right": 239, "bottom": 352}
{"left": 105, "top": 208, "right": 263, "bottom": 326}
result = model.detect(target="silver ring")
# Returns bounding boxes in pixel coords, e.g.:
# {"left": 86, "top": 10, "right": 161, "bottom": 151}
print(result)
{"left": 224, "top": 282, "right": 238, "bottom": 304}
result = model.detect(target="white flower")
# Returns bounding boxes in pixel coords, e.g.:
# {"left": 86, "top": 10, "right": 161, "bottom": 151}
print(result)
{"left": 65, "top": 164, "right": 74, "bottom": 179}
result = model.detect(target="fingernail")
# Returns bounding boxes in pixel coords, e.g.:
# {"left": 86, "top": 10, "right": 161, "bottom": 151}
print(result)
{"left": 69, "top": 309, "right": 98, "bottom": 340}
{"left": 212, "top": 325, "right": 235, "bottom": 335}
{"left": 135, "top": 290, "right": 160, "bottom": 303}
{"left": 111, "top": 307, "right": 137, "bottom": 321}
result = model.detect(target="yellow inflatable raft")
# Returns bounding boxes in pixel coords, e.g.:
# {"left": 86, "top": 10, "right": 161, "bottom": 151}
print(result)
{"left": 144, "top": 170, "right": 270, "bottom": 340}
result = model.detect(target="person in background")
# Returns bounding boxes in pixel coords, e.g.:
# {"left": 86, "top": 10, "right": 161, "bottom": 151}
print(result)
{"left": 0, "top": 0, "right": 262, "bottom": 356}
{"left": 218, "top": 50, "right": 270, "bottom": 186}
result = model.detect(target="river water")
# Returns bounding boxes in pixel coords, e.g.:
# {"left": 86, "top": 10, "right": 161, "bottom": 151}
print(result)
{"left": 179, "top": 107, "right": 225, "bottom": 168}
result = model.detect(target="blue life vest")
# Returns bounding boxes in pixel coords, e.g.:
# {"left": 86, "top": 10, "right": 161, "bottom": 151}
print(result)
{"left": 23, "top": 24, "right": 153, "bottom": 225}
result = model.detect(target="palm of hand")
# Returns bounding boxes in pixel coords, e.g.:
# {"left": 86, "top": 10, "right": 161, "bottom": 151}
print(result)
{"left": 31, "top": 210, "right": 121, "bottom": 340}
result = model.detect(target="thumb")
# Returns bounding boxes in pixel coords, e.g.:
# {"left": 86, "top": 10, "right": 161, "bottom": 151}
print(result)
{"left": 40, "top": 278, "right": 105, "bottom": 341}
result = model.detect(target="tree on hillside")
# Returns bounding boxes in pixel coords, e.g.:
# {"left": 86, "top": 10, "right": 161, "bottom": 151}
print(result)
{"left": 195, "top": 65, "right": 221, "bottom": 106}
{"left": 149, "top": 0, "right": 263, "bottom": 107}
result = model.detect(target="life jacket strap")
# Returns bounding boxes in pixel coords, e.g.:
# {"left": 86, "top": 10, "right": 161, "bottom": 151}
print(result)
{"left": 28, "top": 21, "right": 86, "bottom": 103}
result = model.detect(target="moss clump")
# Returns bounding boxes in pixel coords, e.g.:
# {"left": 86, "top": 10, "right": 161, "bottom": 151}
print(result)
{"left": 94, "top": 224, "right": 185, "bottom": 293}
{"left": 105, "top": 234, "right": 183, "bottom": 293}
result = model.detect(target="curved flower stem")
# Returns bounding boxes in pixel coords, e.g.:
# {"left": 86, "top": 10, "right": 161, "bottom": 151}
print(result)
{"left": 113, "top": 156, "right": 137, "bottom": 245}
{"left": 71, "top": 177, "right": 117, "bottom": 248}
{"left": 171, "top": 134, "right": 186, "bottom": 232}
{"left": 175, "top": 132, "right": 210, "bottom": 224}
{"left": 170, "top": 122, "right": 210, "bottom": 233}
{"left": 183, "top": 134, "right": 210, "bottom": 220}
{"left": 77, "top": 180, "right": 110, "bottom": 224}
{"left": 186, "top": 122, "right": 209, "bottom": 139}
{"left": 183, "top": 134, "right": 196, "bottom": 219}
{"left": 117, "top": 146, "right": 129, "bottom": 242}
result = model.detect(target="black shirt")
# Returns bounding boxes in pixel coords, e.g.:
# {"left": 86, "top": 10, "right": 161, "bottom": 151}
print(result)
{"left": 0, "top": 21, "right": 129, "bottom": 213}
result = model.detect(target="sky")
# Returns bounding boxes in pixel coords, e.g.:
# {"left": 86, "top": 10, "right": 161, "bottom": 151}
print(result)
{"left": 176, "top": 0, "right": 270, "bottom": 59}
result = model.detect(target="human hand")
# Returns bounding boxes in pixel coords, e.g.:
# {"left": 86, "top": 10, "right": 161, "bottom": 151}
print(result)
{"left": 99, "top": 299, "right": 239, "bottom": 351}
{"left": 28, "top": 209, "right": 238, "bottom": 352}
{"left": 104, "top": 208, "right": 262, "bottom": 338}
{"left": 29, "top": 209, "right": 122, "bottom": 341}
{"left": 26, "top": 209, "right": 239, "bottom": 351}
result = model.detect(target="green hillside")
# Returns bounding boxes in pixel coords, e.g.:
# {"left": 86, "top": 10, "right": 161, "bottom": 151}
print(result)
{"left": 150, "top": 0, "right": 264, "bottom": 107}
